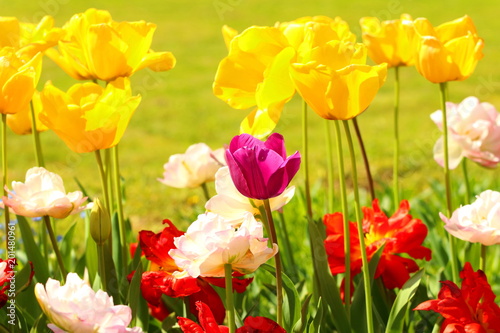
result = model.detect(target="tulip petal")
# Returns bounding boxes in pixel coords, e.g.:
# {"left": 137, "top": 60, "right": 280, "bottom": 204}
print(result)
{"left": 240, "top": 104, "right": 284, "bottom": 139}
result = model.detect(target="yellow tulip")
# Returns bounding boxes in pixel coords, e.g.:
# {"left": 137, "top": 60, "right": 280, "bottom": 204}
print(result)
{"left": 360, "top": 14, "right": 417, "bottom": 67}
{"left": 0, "top": 16, "right": 63, "bottom": 57}
{"left": 290, "top": 40, "right": 387, "bottom": 120}
{"left": 0, "top": 47, "right": 42, "bottom": 115}
{"left": 46, "top": 8, "right": 176, "bottom": 82}
{"left": 39, "top": 77, "right": 141, "bottom": 153}
{"left": 214, "top": 16, "right": 356, "bottom": 138}
{"left": 7, "top": 91, "right": 48, "bottom": 135}
{"left": 414, "top": 15, "right": 484, "bottom": 83}
{"left": 222, "top": 25, "right": 238, "bottom": 50}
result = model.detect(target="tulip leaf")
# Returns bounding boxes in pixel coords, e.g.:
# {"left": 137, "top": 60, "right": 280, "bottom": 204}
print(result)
{"left": 309, "top": 297, "right": 324, "bottom": 333}
{"left": 261, "top": 263, "right": 301, "bottom": 332}
{"left": 59, "top": 220, "right": 77, "bottom": 272}
{"left": 17, "top": 216, "right": 50, "bottom": 283}
{"left": 29, "top": 313, "right": 48, "bottom": 333}
{"left": 293, "top": 293, "right": 312, "bottom": 333}
{"left": 351, "top": 244, "right": 386, "bottom": 333}
{"left": 307, "top": 218, "right": 351, "bottom": 333}
{"left": 127, "top": 261, "right": 143, "bottom": 323}
{"left": 385, "top": 269, "right": 424, "bottom": 333}
{"left": 14, "top": 261, "right": 34, "bottom": 295}
{"left": 84, "top": 224, "right": 99, "bottom": 285}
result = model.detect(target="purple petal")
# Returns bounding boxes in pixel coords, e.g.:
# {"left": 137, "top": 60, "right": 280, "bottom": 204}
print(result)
{"left": 264, "top": 133, "right": 286, "bottom": 159}
{"left": 225, "top": 150, "right": 252, "bottom": 198}
{"left": 267, "top": 151, "right": 301, "bottom": 198}
{"left": 232, "top": 148, "right": 268, "bottom": 199}
{"left": 228, "top": 134, "right": 264, "bottom": 154}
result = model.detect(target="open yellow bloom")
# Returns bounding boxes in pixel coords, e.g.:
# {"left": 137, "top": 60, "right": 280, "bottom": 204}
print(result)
{"left": 46, "top": 8, "right": 176, "bottom": 82}
{"left": 290, "top": 41, "right": 387, "bottom": 120}
{"left": 0, "top": 16, "right": 64, "bottom": 57}
{"left": 214, "top": 16, "right": 355, "bottom": 138}
{"left": 0, "top": 47, "right": 42, "bottom": 115}
{"left": 7, "top": 91, "right": 48, "bottom": 135}
{"left": 39, "top": 77, "right": 141, "bottom": 153}
{"left": 414, "top": 15, "right": 484, "bottom": 83}
{"left": 360, "top": 14, "right": 416, "bottom": 67}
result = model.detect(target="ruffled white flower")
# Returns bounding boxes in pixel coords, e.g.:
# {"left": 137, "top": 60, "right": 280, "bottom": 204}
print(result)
{"left": 441, "top": 190, "right": 500, "bottom": 246}
{"left": 170, "top": 212, "right": 277, "bottom": 278}
{"left": 205, "top": 167, "right": 295, "bottom": 226}
{"left": 431, "top": 96, "right": 500, "bottom": 169}
{"left": 3, "top": 167, "right": 90, "bottom": 219}
{"left": 158, "top": 143, "right": 224, "bottom": 189}
{"left": 35, "top": 273, "right": 143, "bottom": 332}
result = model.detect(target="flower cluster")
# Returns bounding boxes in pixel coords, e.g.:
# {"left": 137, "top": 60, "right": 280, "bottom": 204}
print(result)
{"left": 324, "top": 200, "right": 432, "bottom": 290}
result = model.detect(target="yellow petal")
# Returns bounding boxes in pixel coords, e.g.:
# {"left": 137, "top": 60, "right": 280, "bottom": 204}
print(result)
{"left": 0, "top": 17, "right": 20, "bottom": 48}
{"left": 255, "top": 46, "right": 295, "bottom": 109}
{"left": 7, "top": 91, "right": 48, "bottom": 135}
{"left": 222, "top": 25, "right": 238, "bottom": 50}
{"left": 138, "top": 51, "right": 176, "bottom": 72}
{"left": 240, "top": 102, "right": 284, "bottom": 139}
{"left": 85, "top": 23, "right": 130, "bottom": 81}
{"left": 435, "top": 15, "right": 477, "bottom": 43}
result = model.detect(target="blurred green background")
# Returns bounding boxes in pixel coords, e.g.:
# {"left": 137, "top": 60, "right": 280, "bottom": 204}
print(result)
{"left": 1, "top": 0, "right": 499, "bottom": 231}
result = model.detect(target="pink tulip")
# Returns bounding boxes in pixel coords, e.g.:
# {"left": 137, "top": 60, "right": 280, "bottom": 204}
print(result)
{"left": 440, "top": 190, "right": 500, "bottom": 246}
{"left": 158, "top": 143, "right": 224, "bottom": 189}
{"left": 3, "top": 167, "right": 90, "bottom": 219}
{"left": 169, "top": 212, "right": 278, "bottom": 278}
{"left": 205, "top": 166, "right": 295, "bottom": 226}
{"left": 35, "top": 273, "right": 143, "bottom": 332}
{"left": 225, "top": 133, "right": 301, "bottom": 200}
{"left": 431, "top": 97, "right": 500, "bottom": 169}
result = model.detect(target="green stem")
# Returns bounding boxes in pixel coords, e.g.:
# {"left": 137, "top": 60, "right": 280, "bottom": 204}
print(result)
{"left": 29, "top": 100, "right": 45, "bottom": 167}
{"left": 393, "top": 66, "right": 400, "bottom": 206}
{"left": 302, "top": 100, "right": 313, "bottom": 219}
{"left": 352, "top": 118, "right": 375, "bottom": 202}
{"left": 333, "top": 120, "right": 350, "bottom": 316}
{"left": 105, "top": 149, "right": 114, "bottom": 209}
{"left": 480, "top": 245, "right": 486, "bottom": 271}
{"left": 224, "top": 264, "right": 236, "bottom": 333}
{"left": 43, "top": 215, "right": 67, "bottom": 281}
{"left": 112, "top": 145, "right": 128, "bottom": 273}
{"left": 97, "top": 242, "right": 107, "bottom": 291}
{"left": 461, "top": 159, "right": 471, "bottom": 204}
{"left": 95, "top": 150, "right": 111, "bottom": 211}
{"left": 342, "top": 120, "right": 373, "bottom": 333}
{"left": 324, "top": 120, "right": 335, "bottom": 212}
{"left": 201, "top": 182, "right": 211, "bottom": 202}
{"left": 263, "top": 199, "right": 283, "bottom": 327}
{"left": 277, "top": 211, "right": 297, "bottom": 277}
{"left": 2, "top": 114, "right": 10, "bottom": 254}
{"left": 439, "top": 82, "right": 459, "bottom": 283}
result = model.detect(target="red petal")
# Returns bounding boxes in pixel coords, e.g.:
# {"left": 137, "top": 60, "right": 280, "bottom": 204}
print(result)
{"left": 236, "top": 316, "right": 286, "bottom": 332}
{"left": 140, "top": 271, "right": 201, "bottom": 304}
{"left": 178, "top": 317, "right": 205, "bottom": 333}
{"left": 190, "top": 279, "right": 226, "bottom": 324}
{"left": 202, "top": 276, "right": 254, "bottom": 293}
{"left": 139, "top": 219, "right": 184, "bottom": 270}
{"left": 149, "top": 301, "right": 170, "bottom": 321}
{"left": 196, "top": 302, "right": 224, "bottom": 333}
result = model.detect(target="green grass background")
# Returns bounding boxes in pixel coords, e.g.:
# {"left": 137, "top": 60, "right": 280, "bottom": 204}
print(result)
{"left": 1, "top": 0, "right": 499, "bottom": 232}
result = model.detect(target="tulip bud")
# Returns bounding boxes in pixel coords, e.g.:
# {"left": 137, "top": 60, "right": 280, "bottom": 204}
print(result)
{"left": 90, "top": 198, "right": 111, "bottom": 245}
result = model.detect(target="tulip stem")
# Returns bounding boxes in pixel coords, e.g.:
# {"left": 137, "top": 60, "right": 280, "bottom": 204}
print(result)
{"left": 201, "top": 182, "right": 211, "bottom": 202}
{"left": 224, "top": 264, "right": 236, "bottom": 333}
{"left": 30, "top": 100, "right": 45, "bottom": 167}
{"left": 480, "top": 245, "right": 486, "bottom": 271}
{"left": 393, "top": 66, "right": 400, "bottom": 206}
{"left": 439, "top": 82, "right": 459, "bottom": 283}
{"left": 43, "top": 215, "right": 67, "bottom": 281}
{"left": 263, "top": 199, "right": 283, "bottom": 327}
{"left": 95, "top": 150, "right": 111, "bottom": 212}
{"left": 342, "top": 120, "right": 374, "bottom": 333}
{"left": 461, "top": 159, "right": 471, "bottom": 204}
{"left": 333, "top": 120, "right": 350, "bottom": 317}
{"left": 2, "top": 114, "right": 10, "bottom": 254}
{"left": 352, "top": 117, "right": 375, "bottom": 202}
{"left": 302, "top": 100, "right": 313, "bottom": 219}
{"left": 112, "top": 145, "right": 128, "bottom": 275}
{"left": 324, "top": 120, "right": 335, "bottom": 212}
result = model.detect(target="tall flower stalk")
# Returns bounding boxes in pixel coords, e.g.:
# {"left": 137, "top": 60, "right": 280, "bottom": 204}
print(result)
{"left": 439, "top": 82, "right": 459, "bottom": 283}
{"left": 30, "top": 101, "right": 45, "bottom": 167}
{"left": 224, "top": 264, "right": 236, "bottom": 332}
{"left": 302, "top": 100, "right": 313, "bottom": 218}
{"left": 112, "top": 145, "right": 128, "bottom": 274}
{"left": 2, "top": 114, "right": 10, "bottom": 253}
{"left": 43, "top": 215, "right": 68, "bottom": 281}
{"left": 343, "top": 120, "right": 374, "bottom": 333}
{"left": 324, "top": 120, "right": 335, "bottom": 212}
{"left": 393, "top": 66, "right": 401, "bottom": 205}
{"left": 333, "top": 120, "right": 350, "bottom": 316}
{"left": 352, "top": 118, "right": 375, "bottom": 201}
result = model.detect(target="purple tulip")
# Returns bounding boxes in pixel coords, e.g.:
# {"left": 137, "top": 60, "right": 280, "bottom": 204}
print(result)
{"left": 225, "top": 133, "right": 301, "bottom": 200}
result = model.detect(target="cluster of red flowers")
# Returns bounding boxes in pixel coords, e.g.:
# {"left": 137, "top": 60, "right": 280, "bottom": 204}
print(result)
{"left": 324, "top": 199, "right": 432, "bottom": 291}
{"left": 415, "top": 262, "right": 500, "bottom": 332}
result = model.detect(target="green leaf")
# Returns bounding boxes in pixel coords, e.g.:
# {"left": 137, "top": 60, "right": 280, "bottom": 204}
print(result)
{"left": 261, "top": 263, "right": 301, "bottom": 332}
{"left": 127, "top": 261, "right": 144, "bottom": 324}
{"left": 293, "top": 293, "right": 312, "bottom": 333}
{"left": 310, "top": 297, "right": 324, "bottom": 333}
{"left": 59, "top": 221, "right": 78, "bottom": 272}
{"left": 385, "top": 269, "right": 424, "bottom": 333}
{"left": 30, "top": 313, "right": 49, "bottom": 333}
{"left": 17, "top": 216, "right": 49, "bottom": 283}
{"left": 307, "top": 218, "right": 351, "bottom": 333}
{"left": 15, "top": 261, "right": 34, "bottom": 295}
